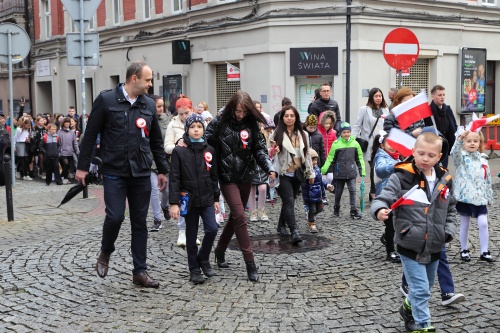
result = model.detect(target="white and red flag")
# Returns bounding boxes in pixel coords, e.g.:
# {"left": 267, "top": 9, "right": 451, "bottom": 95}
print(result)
{"left": 387, "top": 128, "right": 416, "bottom": 157}
{"left": 391, "top": 185, "right": 430, "bottom": 211}
{"left": 391, "top": 91, "right": 433, "bottom": 130}
{"left": 469, "top": 113, "right": 500, "bottom": 132}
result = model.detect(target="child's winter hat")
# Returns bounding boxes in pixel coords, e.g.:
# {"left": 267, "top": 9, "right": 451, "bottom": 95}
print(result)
{"left": 201, "top": 111, "right": 212, "bottom": 121}
{"left": 340, "top": 122, "right": 351, "bottom": 132}
{"left": 305, "top": 114, "right": 318, "bottom": 127}
{"left": 263, "top": 117, "right": 276, "bottom": 129}
{"left": 185, "top": 114, "right": 205, "bottom": 133}
{"left": 309, "top": 148, "right": 318, "bottom": 159}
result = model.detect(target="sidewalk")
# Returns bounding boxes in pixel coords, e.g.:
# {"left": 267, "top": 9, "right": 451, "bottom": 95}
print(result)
{"left": 0, "top": 159, "right": 498, "bottom": 332}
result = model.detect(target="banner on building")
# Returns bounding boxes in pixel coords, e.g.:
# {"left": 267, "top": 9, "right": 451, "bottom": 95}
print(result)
{"left": 227, "top": 63, "right": 240, "bottom": 81}
{"left": 461, "top": 48, "right": 486, "bottom": 113}
{"left": 163, "top": 74, "right": 182, "bottom": 112}
{"left": 290, "top": 47, "right": 338, "bottom": 76}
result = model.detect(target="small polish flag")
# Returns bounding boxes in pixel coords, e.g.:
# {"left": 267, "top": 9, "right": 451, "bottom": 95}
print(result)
{"left": 386, "top": 128, "right": 416, "bottom": 157}
{"left": 391, "top": 90, "right": 433, "bottom": 130}
{"left": 391, "top": 185, "right": 430, "bottom": 211}
{"left": 469, "top": 113, "right": 500, "bottom": 132}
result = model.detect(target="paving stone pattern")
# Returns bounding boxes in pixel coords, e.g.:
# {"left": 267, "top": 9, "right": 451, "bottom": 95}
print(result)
{"left": 0, "top": 161, "right": 499, "bottom": 332}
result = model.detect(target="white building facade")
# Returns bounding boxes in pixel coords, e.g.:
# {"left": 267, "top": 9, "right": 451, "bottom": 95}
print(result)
{"left": 32, "top": 0, "right": 500, "bottom": 125}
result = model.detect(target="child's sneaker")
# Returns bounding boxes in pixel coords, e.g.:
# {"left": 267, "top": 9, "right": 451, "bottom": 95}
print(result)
{"left": 480, "top": 251, "right": 495, "bottom": 262}
{"left": 441, "top": 293, "right": 465, "bottom": 306}
{"left": 150, "top": 219, "right": 162, "bottom": 232}
{"left": 249, "top": 210, "right": 258, "bottom": 222}
{"left": 350, "top": 209, "right": 362, "bottom": 219}
{"left": 460, "top": 249, "right": 471, "bottom": 262}
{"left": 258, "top": 209, "right": 268, "bottom": 222}
{"left": 308, "top": 222, "right": 318, "bottom": 233}
{"left": 322, "top": 197, "right": 329, "bottom": 205}
{"left": 399, "top": 298, "right": 413, "bottom": 325}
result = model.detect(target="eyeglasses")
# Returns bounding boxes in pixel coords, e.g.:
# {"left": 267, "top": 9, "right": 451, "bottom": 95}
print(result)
{"left": 235, "top": 108, "right": 248, "bottom": 115}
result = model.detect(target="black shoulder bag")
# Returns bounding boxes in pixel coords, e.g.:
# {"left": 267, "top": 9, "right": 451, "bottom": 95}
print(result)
{"left": 356, "top": 111, "right": 381, "bottom": 153}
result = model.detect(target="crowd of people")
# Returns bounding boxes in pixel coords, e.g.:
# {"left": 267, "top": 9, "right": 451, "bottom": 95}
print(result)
{"left": 0, "top": 104, "right": 84, "bottom": 185}
{"left": 4, "top": 61, "right": 494, "bottom": 332}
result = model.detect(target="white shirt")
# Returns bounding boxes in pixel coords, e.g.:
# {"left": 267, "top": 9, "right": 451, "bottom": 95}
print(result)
{"left": 121, "top": 85, "right": 137, "bottom": 105}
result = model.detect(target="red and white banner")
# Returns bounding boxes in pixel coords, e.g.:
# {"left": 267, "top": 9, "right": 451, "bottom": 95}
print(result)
{"left": 391, "top": 91, "right": 433, "bottom": 130}
{"left": 469, "top": 113, "right": 500, "bottom": 132}
{"left": 391, "top": 185, "right": 430, "bottom": 211}
{"left": 386, "top": 128, "right": 416, "bottom": 157}
{"left": 227, "top": 63, "right": 240, "bottom": 82}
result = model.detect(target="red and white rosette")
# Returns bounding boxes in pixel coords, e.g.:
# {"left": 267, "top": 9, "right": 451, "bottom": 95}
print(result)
{"left": 204, "top": 151, "right": 213, "bottom": 171}
{"left": 136, "top": 118, "right": 149, "bottom": 137}
{"left": 240, "top": 130, "right": 249, "bottom": 149}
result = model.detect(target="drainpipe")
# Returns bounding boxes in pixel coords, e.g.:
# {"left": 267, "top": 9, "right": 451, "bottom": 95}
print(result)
{"left": 345, "top": 0, "right": 351, "bottom": 123}
{"left": 24, "top": 0, "right": 33, "bottom": 115}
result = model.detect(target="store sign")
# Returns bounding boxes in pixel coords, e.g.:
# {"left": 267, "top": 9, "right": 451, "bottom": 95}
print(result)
{"left": 227, "top": 63, "right": 240, "bottom": 81}
{"left": 290, "top": 47, "right": 338, "bottom": 76}
{"left": 461, "top": 48, "right": 486, "bottom": 113}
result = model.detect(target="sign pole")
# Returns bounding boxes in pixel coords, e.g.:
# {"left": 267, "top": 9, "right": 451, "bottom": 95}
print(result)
{"left": 8, "top": 29, "right": 16, "bottom": 186}
{"left": 398, "top": 70, "right": 402, "bottom": 89}
{"left": 79, "top": 0, "right": 88, "bottom": 198}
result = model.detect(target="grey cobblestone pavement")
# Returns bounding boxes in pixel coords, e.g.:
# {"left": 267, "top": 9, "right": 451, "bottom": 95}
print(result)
{"left": 0, "top": 160, "right": 499, "bottom": 332}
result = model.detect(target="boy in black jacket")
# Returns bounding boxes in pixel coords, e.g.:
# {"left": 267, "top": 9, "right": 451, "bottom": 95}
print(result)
{"left": 169, "top": 114, "right": 220, "bottom": 284}
{"left": 39, "top": 124, "right": 62, "bottom": 186}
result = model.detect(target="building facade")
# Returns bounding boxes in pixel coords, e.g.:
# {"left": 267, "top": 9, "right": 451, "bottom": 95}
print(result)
{"left": 30, "top": 0, "right": 500, "bottom": 125}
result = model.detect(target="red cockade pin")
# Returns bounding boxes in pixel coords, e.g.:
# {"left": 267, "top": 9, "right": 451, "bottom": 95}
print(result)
{"left": 240, "top": 130, "right": 249, "bottom": 149}
{"left": 204, "top": 151, "right": 213, "bottom": 171}
{"left": 136, "top": 118, "right": 149, "bottom": 137}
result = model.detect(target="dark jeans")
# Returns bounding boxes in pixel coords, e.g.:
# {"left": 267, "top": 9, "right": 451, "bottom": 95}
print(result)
{"left": 17, "top": 156, "right": 30, "bottom": 177}
{"left": 216, "top": 182, "right": 254, "bottom": 262}
{"left": 384, "top": 213, "right": 395, "bottom": 253}
{"left": 334, "top": 178, "right": 357, "bottom": 210}
{"left": 101, "top": 176, "right": 151, "bottom": 275}
{"left": 276, "top": 175, "right": 302, "bottom": 232}
{"left": 307, "top": 202, "right": 324, "bottom": 222}
{"left": 369, "top": 160, "right": 376, "bottom": 198}
{"left": 402, "top": 244, "right": 455, "bottom": 296}
{"left": 45, "top": 157, "right": 61, "bottom": 185}
{"left": 185, "top": 205, "right": 218, "bottom": 272}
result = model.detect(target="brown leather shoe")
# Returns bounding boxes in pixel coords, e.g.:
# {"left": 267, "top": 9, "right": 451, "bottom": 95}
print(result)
{"left": 95, "top": 252, "right": 111, "bottom": 278}
{"left": 133, "top": 271, "right": 160, "bottom": 288}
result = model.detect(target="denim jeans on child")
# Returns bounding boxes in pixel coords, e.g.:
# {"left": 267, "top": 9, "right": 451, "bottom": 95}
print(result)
{"left": 184, "top": 206, "right": 218, "bottom": 272}
{"left": 400, "top": 254, "right": 439, "bottom": 328}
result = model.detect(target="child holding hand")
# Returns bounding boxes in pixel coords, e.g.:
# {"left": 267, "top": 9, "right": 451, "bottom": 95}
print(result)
{"left": 451, "top": 129, "right": 494, "bottom": 262}
{"left": 169, "top": 114, "right": 220, "bottom": 284}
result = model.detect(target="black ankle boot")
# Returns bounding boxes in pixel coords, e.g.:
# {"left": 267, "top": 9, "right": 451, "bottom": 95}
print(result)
{"left": 245, "top": 261, "right": 259, "bottom": 282}
{"left": 198, "top": 257, "right": 215, "bottom": 277}
{"left": 214, "top": 249, "right": 229, "bottom": 268}
{"left": 291, "top": 230, "right": 303, "bottom": 245}
{"left": 333, "top": 206, "right": 340, "bottom": 217}
{"left": 189, "top": 268, "right": 205, "bottom": 284}
{"left": 350, "top": 209, "right": 362, "bottom": 219}
{"left": 278, "top": 225, "right": 290, "bottom": 237}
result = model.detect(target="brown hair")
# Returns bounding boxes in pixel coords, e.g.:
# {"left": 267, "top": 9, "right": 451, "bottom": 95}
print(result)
{"left": 431, "top": 85, "right": 445, "bottom": 95}
{"left": 391, "top": 87, "right": 415, "bottom": 109}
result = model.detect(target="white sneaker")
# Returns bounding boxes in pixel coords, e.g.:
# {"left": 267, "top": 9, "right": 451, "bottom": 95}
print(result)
{"left": 249, "top": 210, "right": 259, "bottom": 222}
{"left": 258, "top": 209, "right": 269, "bottom": 221}
{"left": 24, "top": 176, "right": 33, "bottom": 181}
{"left": 196, "top": 238, "right": 201, "bottom": 245}
{"left": 62, "top": 179, "right": 69, "bottom": 185}
{"left": 177, "top": 230, "right": 186, "bottom": 247}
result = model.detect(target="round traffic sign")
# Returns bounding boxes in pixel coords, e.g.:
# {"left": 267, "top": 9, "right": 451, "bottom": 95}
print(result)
{"left": 0, "top": 23, "right": 31, "bottom": 65}
{"left": 383, "top": 28, "right": 420, "bottom": 70}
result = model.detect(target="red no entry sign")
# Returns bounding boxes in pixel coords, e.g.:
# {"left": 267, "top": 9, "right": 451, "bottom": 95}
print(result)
{"left": 383, "top": 28, "right": 420, "bottom": 71}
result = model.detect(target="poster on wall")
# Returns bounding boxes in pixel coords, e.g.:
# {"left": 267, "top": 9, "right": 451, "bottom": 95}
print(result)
{"left": 163, "top": 74, "right": 182, "bottom": 113}
{"left": 461, "top": 48, "right": 486, "bottom": 113}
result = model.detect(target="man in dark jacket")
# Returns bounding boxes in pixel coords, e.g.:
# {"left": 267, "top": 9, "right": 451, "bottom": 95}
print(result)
{"left": 76, "top": 61, "right": 168, "bottom": 288}
{"left": 424, "top": 85, "right": 458, "bottom": 168}
{"left": 308, "top": 82, "right": 342, "bottom": 135}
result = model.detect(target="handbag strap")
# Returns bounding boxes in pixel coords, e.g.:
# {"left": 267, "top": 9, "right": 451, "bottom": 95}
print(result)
{"left": 368, "top": 110, "right": 381, "bottom": 139}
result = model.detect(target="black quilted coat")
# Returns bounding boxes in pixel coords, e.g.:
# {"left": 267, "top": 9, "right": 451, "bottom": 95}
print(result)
{"left": 205, "top": 116, "right": 275, "bottom": 184}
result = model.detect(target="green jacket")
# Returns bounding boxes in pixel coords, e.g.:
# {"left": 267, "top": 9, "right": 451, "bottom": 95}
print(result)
{"left": 321, "top": 136, "right": 365, "bottom": 178}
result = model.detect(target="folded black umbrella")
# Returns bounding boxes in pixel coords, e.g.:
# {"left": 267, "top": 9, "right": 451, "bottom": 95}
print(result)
{"left": 57, "top": 157, "right": 102, "bottom": 208}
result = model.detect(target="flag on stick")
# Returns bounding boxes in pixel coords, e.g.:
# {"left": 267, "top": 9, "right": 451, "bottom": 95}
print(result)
{"left": 469, "top": 113, "right": 500, "bottom": 132}
{"left": 390, "top": 184, "right": 430, "bottom": 211}
{"left": 392, "top": 91, "right": 433, "bottom": 130}
{"left": 386, "top": 128, "right": 416, "bottom": 157}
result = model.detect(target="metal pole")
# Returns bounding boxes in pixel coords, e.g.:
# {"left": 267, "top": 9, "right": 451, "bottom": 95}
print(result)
{"left": 398, "top": 70, "right": 403, "bottom": 89}
{"left": 8, "top": 29, "right": 15, "bottom": 187}
{"left": 80, "top": 0, "right": 88, "bottom": 198}
{"left": 345, "top": 0, "right": 351, "bottom": 123}
{"left": 3, "top": 154, "right": 14, "bottom": 221}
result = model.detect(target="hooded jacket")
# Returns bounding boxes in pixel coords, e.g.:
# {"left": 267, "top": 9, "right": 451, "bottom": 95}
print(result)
{"left": 309, "top": 98, "right": 341, "bottom": 133}
{"left": 205, "top": 116, "right": 275, "bottom": 184}
{"left": 301, "top": 165, "right": 327, "bottom": 203}
{"left": 320, "top": 135, "right": 365, "bottom": 179}
{"left": 370, "top": 161, "right": 457, "bottom": 264}
{"left": 58, "top": 127, "right": 80, "bottom": 157}
{"left": 169, "top": 133, "right": 219, "bottom": 207}
{"left": 306, "top": 127, "right": 325, "bottom": 168}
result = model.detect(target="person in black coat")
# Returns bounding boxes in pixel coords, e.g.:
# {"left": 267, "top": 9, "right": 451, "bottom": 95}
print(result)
{"left": 308, "top": 82, "right": 342, "bottom": 135}
{"left": 304, "top": 114, "right": 325, "bottom": 168}
{"left": 76, "top": 61, "right": 168, "bottom": 288}
{"left": 169, "top": 114, "right": 220, "bottom": 284}
{"left": 424, "top": 85, "right": 458, "bottom": 168}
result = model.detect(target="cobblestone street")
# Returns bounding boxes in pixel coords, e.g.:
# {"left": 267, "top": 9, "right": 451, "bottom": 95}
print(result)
{"left": 0, "top": 161, "right": 499, "bottom": 332}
